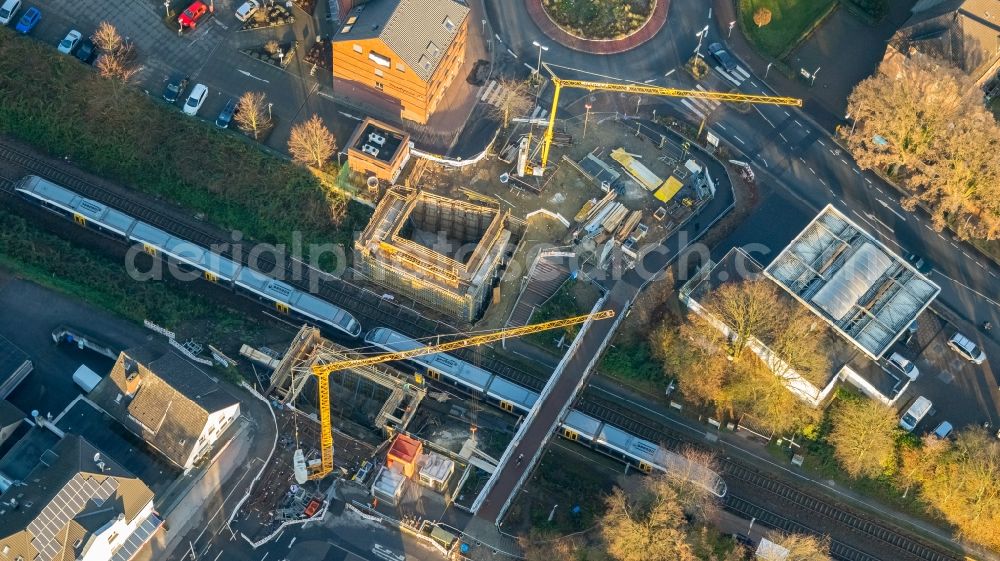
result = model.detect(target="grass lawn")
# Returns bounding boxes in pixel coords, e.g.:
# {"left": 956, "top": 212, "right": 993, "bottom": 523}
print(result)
{"left": 542, "top": 0, "right": 653, "bottom": 39}
{"left": 739, "top": 0, "right": 837, "bottom": 59}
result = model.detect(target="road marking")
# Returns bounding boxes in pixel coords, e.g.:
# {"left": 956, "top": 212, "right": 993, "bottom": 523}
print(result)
{"left": 819, "top": 179, "right": 827, "bottom": 185}
{"left": 716, "top": 123, "right": 727, "bottom": 130}
{"left": 665, "top": 69, "right": 676, "bottom": 78}
{"left": 644, "top": 78, "right": 656, "bottom": 83}
{"left": 840, "top": 159, "right": 849, "bottom": 165}
{"left": 876, "top": 198, "right": 907, "bottom": 220}
{"left": 213, "top": 552, "right": 223, "bottom": 561}
{"left": 752, "top": 105, "right": 775, "bottom": 127}
{"left": 809, "top": 167, "right": 816, "bottom": 174}
{"left": 779, "top": 133, "right": 788, "bottom": 142}
{"left": 924, "top": 224, "right": 933, "bottom": 231}
{"left": 733, "top": 135, "right": 745, "bottom": 145}
{"left": 237, "top": 69, "right": 270, "bottom": 84}
{"left": 523, "top": 62, "right": 536, "bottom": 71}
{"left": 794, "top": 120, "right": 803, "bottom": 128}
{"left": 935, "top": 271, "right": 1000, "bottom": 308}
{"left": 288, "top": 537, "right": 297, "bottom": 549}
{"left": 938, "top": 234, "right": 946, "bottom": 240}
{"left": 817, "top": 139, "right": 826, "bottom": 146}
{"left": 750, "top": 80, "right": 758, "bottom": 87}
{"left": 963, "top": 251, "right": 973, "bottom": 259}
{"left": 853, "top": 209, "right": 894, "bottom": 233}
{"left": 798, "top": 157, "right": 806, "bottom": 163}
{"left": 507, "top": 48, "right": 517, "bottom": 58}
{"left": 758, "top": 157, "right": 769, "bottom": 168}
{"left": 951, "top": 242, "right": 960, "bottom": 248}
{"left": 680, "top": 99, "right": 705, "bottom": 119}
{"left": 495, "top": 33, "right": 501, "bottom": 42}
{"left": 714, "top": 66, "right": 743, "bottom": 86}
{"left": 784, "top": 111, "right": 790, "bottom": 117}
{"left": 260, "top": 553, "right": 269, "bottom": 561}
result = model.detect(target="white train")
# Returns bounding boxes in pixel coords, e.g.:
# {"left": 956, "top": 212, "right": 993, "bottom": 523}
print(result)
{"left": 15, "top": 175, "right": 361, "bottom": 337}
{"left": 365, "top": 327, "right": 727, "bottom": 497}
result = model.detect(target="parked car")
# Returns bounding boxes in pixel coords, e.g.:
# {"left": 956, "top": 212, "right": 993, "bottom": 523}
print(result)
{"left": 0, "top": 0, "right": 21, "bottom": 26}
{"left": 707, "top": 42, "right": 737, "bottom": 73}
{"left": 57, "top": 29, "right": 82, "bottom": 54}
{"left": 933, "top": 421, "right": 953, "bottom": 439}
{"left": 183, "top": 83, "right": 208, "bottom": 116}
{"left": 947, "top": 332, "right": 986, "bottom": 364}
{"left": 899, "top": 396, "right": 933, "bottom": 432}
{"left": 163, "top": 75, "right": 189, "bottom": 103}
{"left": 14, "top": 5, "right": 39, "bottom": 34}
{"left": 887, "top": 352, "right": 919, "bottom": 381}
{"left": 215, "top": 98, "right": 238, "bottom": 128}
{"left": 234, "top": 0, "right": 259, "bottom": 22}
{"left": 178, "top": 0, "right": 208, "bottom": 28}
{"left": 75, "top": 38, "right": 96, "bottom": 63}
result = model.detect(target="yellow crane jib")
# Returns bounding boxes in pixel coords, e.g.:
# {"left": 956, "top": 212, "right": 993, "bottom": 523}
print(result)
{"left": 530, "top": 71, "right": 803, "bottom": 176}
{"left": 302, "top": 309, "right": 615, "bottom": 480}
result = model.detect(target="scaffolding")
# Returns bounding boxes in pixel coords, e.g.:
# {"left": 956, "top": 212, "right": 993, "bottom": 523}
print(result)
{"left": 354, "top": 188, "right": 525, "bottom": 321}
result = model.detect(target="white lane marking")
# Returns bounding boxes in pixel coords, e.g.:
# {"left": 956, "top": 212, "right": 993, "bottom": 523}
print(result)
{"left": 963, "top": 251, "right": 973, "bottom": 259}
{"left": 817, "top": 139, "right": 826, "bottom": 146}
{"left": 950, "top": 242, "right": 959, "bottom": 248}
{"left": 876, "top": 198, "right": 907, "bottom": 221}
{"left": 680, "top": 99, "right": 705, "bottom": 119}
{"left": 644, "top": 78, "right": 656, "bottom": 83}
{"left": 288, "top": 537, "right": 297, "bottom": 549}
{"left": 716, "top": 123, "right": 727, "bottom": 130}
{"left": 733, "top": 66, "right": 751, "bottom": 80}
{"left": 752, "top": 105, "right": 775, "bottom": 127}
{"left": 936, "top": 270, "right": 1000, "bottom": 308}
{"left": 733, "top": 135, "right": 745, "bottom": 145}
{"left": 853, "top": 209, "right": 894, "bottom": 233}
{"left": 507, "top": 48, "right": 517, "bottom": 58}
{"left": 213, "top": 552, "right": 223, "bottom": 561}
{"left": 864, "top": 178, "right": 872, "bottom": 184}
{"left": 714, "top": 66, "right": 742, "bottom": 86}
{"left": 779, "top": 133, "right": 788, "bottom": 142}
{"left": 665, "top": 69, "right": 676, "bottom": 77}
{"left": 924, "top": 224, "right": 933, "bottom": 231}
{"left": 819, "top": 178, "right": 827, "bottom": 185}
{"left": 809, "top": 167, "right": 816, "bottom": 174}
{"left": 794, "top": 120, "right": 803, "bottom": 128}
{"left": 750, "top": 80, "right": 758, "bottom": 87}
{"left": 758, "top": 157, "right": 769, "bottom": 168}
{"left": 798, "top": 157, "right": 806, "bottom": 163}
{"left": 840, "top": 159, "right": 849, "bottom": 165}
{"left": 784, "top": 111, "right": 791, "bottom": 117}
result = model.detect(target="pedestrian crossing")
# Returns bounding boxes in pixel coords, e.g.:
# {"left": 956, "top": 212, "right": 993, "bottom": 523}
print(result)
{"left": 480, "top": 79, "right": 547, "bottom": 120}
{"left": 714, "top": 64, "right": 751, "bottom": 87}
{"left": 680, "top": 84, "right": 722, "bottom": 120}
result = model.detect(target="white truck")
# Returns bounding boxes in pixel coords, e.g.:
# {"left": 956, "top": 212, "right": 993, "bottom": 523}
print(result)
{"left": 72, "top": 364, "right": 102, "bottom": 393}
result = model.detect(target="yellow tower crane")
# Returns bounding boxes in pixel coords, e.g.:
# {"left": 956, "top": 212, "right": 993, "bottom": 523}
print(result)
{"left": 522, "top": 64, "right": 803, "bottom": 176}
{"left": 298, "top": 309, "right": 615, "bottom": 481}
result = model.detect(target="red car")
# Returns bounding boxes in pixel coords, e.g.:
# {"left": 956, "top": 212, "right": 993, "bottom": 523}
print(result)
{"left": 178, "top": 1, "right": 208, "bottom": 28}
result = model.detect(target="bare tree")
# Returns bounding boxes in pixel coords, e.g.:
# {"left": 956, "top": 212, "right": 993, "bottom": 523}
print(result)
{"left": 700, "top": 280, "right": 783, "bottom": 357}
{"left": 489, "top": 78, "right": 533, "bottom": 128}
{"left": 600, "top": 483, "right": 697, "bottom": 561}
{"left": 92, "top": 21, "right": 122, "bottom": 53}
{"left": 828, "top": 396, "right": 898, "bottom": 479}
{"left": 753, "top": 7, "right": 772, "bottom": 27}
{"left": 901, "top": 428, "right": 1000, "bottom": 550}
{"left": 658, "top": 446, "right": 721, "bottom": 523}
{"left": 234, "top": 92, "right": 272, "bottom": 140}
{"left": 288, "top": 115, "right": 337, "bottom": 169}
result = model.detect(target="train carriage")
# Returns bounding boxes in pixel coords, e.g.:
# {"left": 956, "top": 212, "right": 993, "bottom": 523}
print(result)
{"left": 16, "top": 175, "right": 136, "bottom": 238}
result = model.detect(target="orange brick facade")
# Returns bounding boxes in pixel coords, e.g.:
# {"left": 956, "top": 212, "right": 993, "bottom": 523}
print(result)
{"left": 332, "top": 17, "right": 468, "bottom": 125}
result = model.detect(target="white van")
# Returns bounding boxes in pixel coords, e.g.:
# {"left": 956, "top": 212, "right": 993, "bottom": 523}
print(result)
{"left": 899, "top": 396, "right": 933, "bottom": 432}
{"left": 0, "top": 0, "right": 22, "bottom": 25}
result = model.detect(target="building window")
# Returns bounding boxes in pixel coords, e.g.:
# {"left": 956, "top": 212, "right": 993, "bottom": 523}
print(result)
{"left": 396, "top": 62, "right": 405, "bottom": 72}
{"left": 375, "top": 81, "right": 385, "bottom": 91}
{"left": 352, "top": 44, "right": 362, "bottom": 54}
{"left": 368, "top": 51, "right": 391, "bottom": 67}
{"left": 375, "top": 68, "right": 384, "bottom": 77}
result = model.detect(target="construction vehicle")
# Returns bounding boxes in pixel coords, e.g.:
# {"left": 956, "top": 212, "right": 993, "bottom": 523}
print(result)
{"left": 296, "top": 309, "right": 615, "bottom": 482}
{"left": 519, "top": 63, "right": 803, "bottom": 177}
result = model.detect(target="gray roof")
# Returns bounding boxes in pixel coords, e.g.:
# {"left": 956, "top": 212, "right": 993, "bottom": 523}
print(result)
{"left": 337, "top": 0, "right": 469, "bottom": 81}
{"left": 89, "top": 348, "right": 239, "bottom": 468}
{"left": 0, "top": 435, "right": 154, "bottom": 561}
{"left": 0, "top": 334, "right": 30, "bottom": 396}
{"left": 900, "top": 0, "right": 1000, "bottom": 80}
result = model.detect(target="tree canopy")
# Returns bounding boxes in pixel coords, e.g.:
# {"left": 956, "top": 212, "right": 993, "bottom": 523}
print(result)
{"left": 845, "top": 53, "right": 1000, "bottom": 239}
{"left": 828, "top": 395, "right": 898, "bottom": 479}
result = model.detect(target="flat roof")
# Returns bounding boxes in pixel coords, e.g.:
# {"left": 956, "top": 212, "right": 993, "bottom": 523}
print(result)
{"left": 765, "top": 205, "right": 940, "bottom": 359}
{"left": 348, "top": 119, "right": 408, "bottom": 164}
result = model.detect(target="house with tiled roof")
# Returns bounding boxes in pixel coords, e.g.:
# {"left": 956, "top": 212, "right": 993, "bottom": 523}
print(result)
{"left": 88, "top": 348, "right": 240, "bottom": 471}
{"left": 0, "top": 435, "right": 160, "bottom": 561}
{"left": 332, "top": 0, "right": 470, "bottom": 124}
{"left": 888, "top": 0, "right": 1000, "bottom": 87}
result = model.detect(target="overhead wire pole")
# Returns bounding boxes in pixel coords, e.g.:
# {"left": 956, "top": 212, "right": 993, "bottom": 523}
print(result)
{"left": 303, "top": 309, "right": 616, "bottom": 479}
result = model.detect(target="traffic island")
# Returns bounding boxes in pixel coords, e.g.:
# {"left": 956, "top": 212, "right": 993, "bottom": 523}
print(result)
{"left": 525, "top": 0, "right": 669, "bottom": 54}
{"left": 239, "top": 3, "right": 295, "bottom": 31}
{"left": 240, "top": 40, "right": 298, "bottom": 69}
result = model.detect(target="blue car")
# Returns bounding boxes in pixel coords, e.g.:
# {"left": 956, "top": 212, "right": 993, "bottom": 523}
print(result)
{"left": 15, "top": 6, "right": 39, "bottom": 33}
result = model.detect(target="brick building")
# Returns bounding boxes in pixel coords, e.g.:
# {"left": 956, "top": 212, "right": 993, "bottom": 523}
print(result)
{"left": 332, "top": 0, "right": 470, "bottom": 124}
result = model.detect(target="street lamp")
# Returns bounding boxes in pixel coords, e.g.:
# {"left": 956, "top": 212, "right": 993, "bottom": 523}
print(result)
{"left": 164, "top": 0, "right": 171, "bottom": 17}
{"left": 583, "top": 102, "right": 592, "bottom": 139}
{"left": 694, "top": 25, "right": 709, "bottom": 58}
{"left": 764, "top": 62, "right": 773, "bottom": 79}
{"left": 810, "top": 66, "right": 821, "bottom": 86}
{"left": 728, "top": 20, "right": 735, "bottom": 38}
{"left": 267, "top": 102, "right": 273, "bottom": 120}
{"left": 532, "top": 40, "right": 549, "bottom": 75}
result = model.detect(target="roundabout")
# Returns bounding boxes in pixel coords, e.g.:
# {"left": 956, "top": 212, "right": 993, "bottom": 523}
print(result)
{"left": 525, "top": 0, "right": 669, "bottom": 54}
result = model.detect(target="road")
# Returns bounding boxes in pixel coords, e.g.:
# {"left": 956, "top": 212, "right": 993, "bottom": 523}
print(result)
{"left": 487, "top": 0, "right": 1000, "bottom": 382}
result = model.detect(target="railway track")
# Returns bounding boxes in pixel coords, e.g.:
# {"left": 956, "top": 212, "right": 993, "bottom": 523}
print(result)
{"left": 578, "top": 394, "right": 961, "bottom": 561}
{"left": 0, "top": 142, "right": 962, "bottom": 561}
{"left": 0, "top": 141, "right": 551, "bottom": 393}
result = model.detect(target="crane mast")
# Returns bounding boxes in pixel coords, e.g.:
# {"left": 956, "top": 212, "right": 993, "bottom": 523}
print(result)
{"left": 302, "top": 309, "right": 615, "bottom": 480}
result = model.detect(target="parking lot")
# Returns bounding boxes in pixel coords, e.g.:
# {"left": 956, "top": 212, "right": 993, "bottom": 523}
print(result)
{"left": 7, "top": 0, "right": 490, "bottom": 155}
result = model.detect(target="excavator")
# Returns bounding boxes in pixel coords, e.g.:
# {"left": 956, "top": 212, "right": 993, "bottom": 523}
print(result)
{"left": 294, "top": 309, "right": 615, "bottom": 482}
{"left": 518, "top": 63, "right": 803, "bottom": 176}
